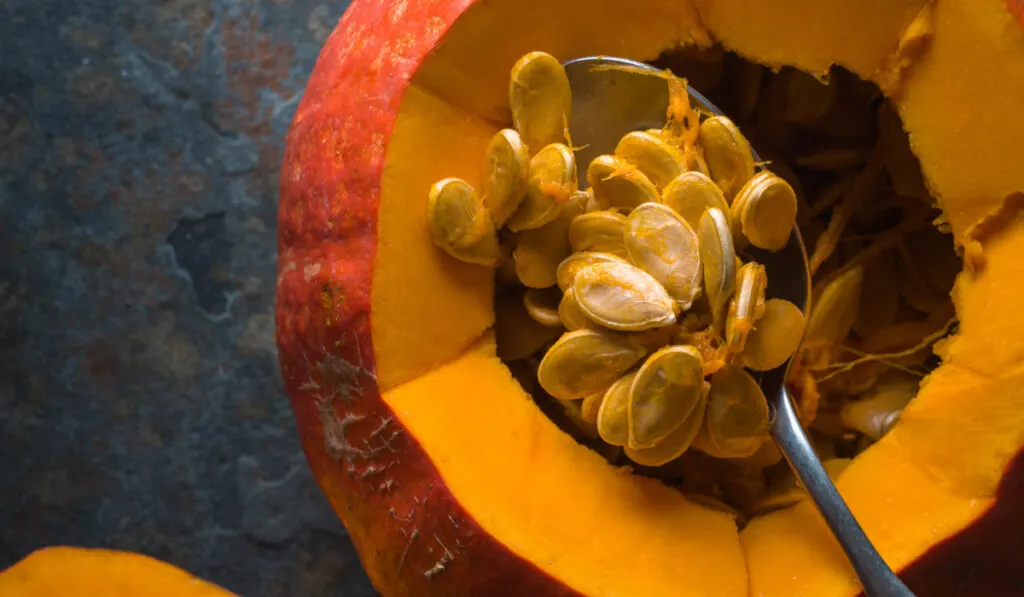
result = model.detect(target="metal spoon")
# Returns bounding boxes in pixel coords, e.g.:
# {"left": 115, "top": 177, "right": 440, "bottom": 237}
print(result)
{"left": 563, "top": 55, "right": 915, "bottom": 597}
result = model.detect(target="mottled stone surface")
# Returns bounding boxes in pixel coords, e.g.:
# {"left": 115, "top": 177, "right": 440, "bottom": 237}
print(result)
{"left": 0, "top": 0, "right": 379, "bottom": 594}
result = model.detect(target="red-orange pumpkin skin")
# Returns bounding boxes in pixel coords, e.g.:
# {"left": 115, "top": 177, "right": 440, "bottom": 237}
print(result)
{"left": 275, "top": 1, "right": 581, "bottom": 595}
{"left": 861, "top": 448, "right": 1024, "bottom": 597}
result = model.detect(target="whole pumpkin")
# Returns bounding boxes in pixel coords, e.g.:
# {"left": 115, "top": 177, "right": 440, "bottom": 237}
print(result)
{"left": 275, "top": 1, "right": 1024, "bottom": 595}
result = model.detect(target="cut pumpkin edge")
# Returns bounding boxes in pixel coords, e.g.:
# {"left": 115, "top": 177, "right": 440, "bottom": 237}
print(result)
{"left": 382, "top": 330, "right": 750, "bottom": 597}
{"left": 379, "top": 328, "right": 1019, "bottom": 597}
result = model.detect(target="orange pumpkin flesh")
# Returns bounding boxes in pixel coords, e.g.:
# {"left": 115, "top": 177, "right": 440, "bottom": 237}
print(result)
{"left": 0, "top": 546, "right": 235, "bottom": 596}
{"left": 276, "top": 1, "right": 1024, "bottom": 595}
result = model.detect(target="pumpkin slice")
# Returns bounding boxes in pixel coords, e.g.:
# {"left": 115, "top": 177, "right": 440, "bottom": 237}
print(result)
{"left": 0, "top": 546, "right": 235, "bottom": 596}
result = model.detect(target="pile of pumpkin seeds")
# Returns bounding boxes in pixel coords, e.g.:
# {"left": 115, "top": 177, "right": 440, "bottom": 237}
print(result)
{"left": 429, "top": 50, "right": 804, "bottom": 471}
{"left": 427, "top": 49, "right": 958, "bottom": 521}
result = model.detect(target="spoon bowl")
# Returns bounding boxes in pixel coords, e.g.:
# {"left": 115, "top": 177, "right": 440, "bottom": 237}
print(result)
{"left": 562, "top": 55, "right": 915, "bottom": 597}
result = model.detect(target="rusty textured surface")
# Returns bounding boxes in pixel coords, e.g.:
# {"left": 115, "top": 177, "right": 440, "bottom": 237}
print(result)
{"left": 0, "top": 0, "right": 378, "bottom": 594}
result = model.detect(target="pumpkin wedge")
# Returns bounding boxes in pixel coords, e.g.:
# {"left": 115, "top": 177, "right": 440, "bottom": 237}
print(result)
{"left": 276, "top": 0, "right": 1024, "bottom": 595}
{"left": 0, "top": 546, "right": 235, "bottom": 596}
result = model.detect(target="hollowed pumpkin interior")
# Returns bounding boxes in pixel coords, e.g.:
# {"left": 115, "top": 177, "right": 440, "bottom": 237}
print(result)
{"left": 370, "top": 0, "right": 1024, "bottom": 595}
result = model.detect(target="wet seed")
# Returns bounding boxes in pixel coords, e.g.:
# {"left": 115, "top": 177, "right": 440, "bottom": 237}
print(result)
{"left": 741, "top": 299, "right": 806, "bottom": 372}
{"left": 597, "top": 371, "right": 638, "bottom": 446}
{"left": 698, "top": 115, "right": 755, "bottom": 199}
{"left": 537, "top": 329, "right": 646, "bottom": 400}
{"left": 427, "top": 177, "right": 500, "bottom": 265}
{"left": 482, "top": 128, "right": 530, "bottom": 227}
{"left": 614, "top": 131, "right": 686, "bottom": 190}
{"left": 506, "top": 143, "right": 577, "bottom": 232}
{"left": 587, "top": 154, "right": 661, "bottom": 211}
{"left": 625, "top": 202, "right": 703, "bottom": 309}
{"left": 730, "top": 171, "right": 797, "bottom": 252}
{"left": 627, "top": 345, "right": 706, "bottom": 449}
{"left": 509, "top": 51, "right": 572, "bottom": 153}
{"left": 698, "top": 207, "right": 737, "bottom": 329}
{"left": 555, "top": 251, "right": 628, "bottom": 292}
{"left": 569, "top": 210, "right": 628, "bottom": 256}
{"left": 625, "top": 390, "right": 706, "bottom": 467}
{"left": 725, "top": 262, "right": 768, "bottom": 354}
{"left": 573, "top": 261, "right": 678, "bottom": 331}
{"left": 692, "top": 364, "right": 770, "bottom": 459}
{"left": 660, "top": 171, "right": 730, "bottom": 231}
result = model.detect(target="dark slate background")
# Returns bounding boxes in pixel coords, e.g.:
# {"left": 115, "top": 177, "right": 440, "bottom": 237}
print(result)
{"left": 0, "top": 0, "right": 379, "bottom": 594}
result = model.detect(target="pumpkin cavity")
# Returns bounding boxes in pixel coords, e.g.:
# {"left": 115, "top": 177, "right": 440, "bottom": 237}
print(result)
{"left": 427, "top": 47, "right": 957, "bottom": 525}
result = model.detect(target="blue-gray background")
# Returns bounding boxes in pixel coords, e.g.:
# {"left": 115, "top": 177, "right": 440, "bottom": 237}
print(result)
{"left": 0, "top": 0, "right": 378, "bottom": 594}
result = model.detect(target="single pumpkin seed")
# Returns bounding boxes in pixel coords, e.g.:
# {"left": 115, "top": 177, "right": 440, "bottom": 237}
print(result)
{"left": 840, "top": 382, "right": 916, "bottom": 440}
{"left": 482, "top": 128, "right": 530, "bottom": 227}
{"left": 509, "top": 51, "right": 571, "bottom": 153}
{"left": 494, "top": 295, "right": 563, "bottom": 361}
{"left": 730, "top": 171, "right": 797, "bottom": 251}
{"left": 627, "top": 344, "right": 705, "bottom": 449}
{"left": 692, "top": 364, "right": 770, "bottom": 458}
{"left": 586, "top": 154, "right": 661, "bottom": 211}
{"left": 625, "top": 202, "right": 703, "bottom": 309}
{"left": 596, "top": 371, "right": 638, "bottom": 446}
{"left": 513, "top": 189, "right": 586, "bottom": 288}
{"left": 756, "top": 150, "right": 808, "bottom": 224}
{"left": 625, "top": 388, "right": 706, "bottom": 467}
{"left": 573, "top": 261, "right": 677, "bottom": 331}
{"left": 427, "top": 178, "right": 501, "bottom": 265}
{"left": 698, "top": 115, "right": 755, "bottom": 199}
{"left": 661, "top": 171, "right": 730, "bottom": 230}
{"left": 506, "top": 143, "right": 577, "bottom": 232}
{"left": 614, "top": 131, "right": 686, "bottom": 189}
{"left": 558, "top": 287, "right": 593, "bottom": 331}
{"left": 569, "top": 210, "right": 628, "bottom": 256}
{"left": 537, "top": 329, "right": 646, "bottom": 400}
{"left": 698, "top": 207, "right": 737, "bottom": 329}
{"left": 804, "top": 266, "right": 864, "bottom": 351}
{"left": 741, "top": 298, "right": 806, "bottom": 371}
{"left": 555, "top": 251, "right": 628, "bottom": 292}
{"left": 523, "top": 287, "right": 564, "bottom": 327}
{"left": 726, "top": 262, "right": 768, "bottom": 354}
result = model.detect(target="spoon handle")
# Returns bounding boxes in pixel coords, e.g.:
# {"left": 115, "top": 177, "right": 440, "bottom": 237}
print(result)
{"left": 771, "top": 386, "right": 916, "bottom": 597}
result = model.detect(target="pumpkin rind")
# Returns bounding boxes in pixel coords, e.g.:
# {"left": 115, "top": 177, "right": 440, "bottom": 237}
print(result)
{"left": 277, "top": 0, "right": 1024, "bottom": 595}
